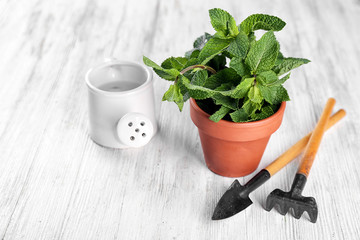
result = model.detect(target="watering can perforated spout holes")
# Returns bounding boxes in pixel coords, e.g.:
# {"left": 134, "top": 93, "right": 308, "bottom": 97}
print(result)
{"left": 85, "top": 58, "right": 157, "bottom": 149}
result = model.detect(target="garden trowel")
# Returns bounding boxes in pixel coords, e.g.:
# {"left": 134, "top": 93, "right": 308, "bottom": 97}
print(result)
{"left": 212, "top": 109, "right": 346, "bottom": 220}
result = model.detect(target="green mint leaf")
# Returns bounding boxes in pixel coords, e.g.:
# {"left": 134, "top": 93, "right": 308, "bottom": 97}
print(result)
{"left": 185, "top": 49, "right": 199, "bottom": 59}
{"left": 248, "top": 85, "right": 262, "bottom": 103}
{"left": 212, "top": 93, "right": 237, "bottom": 110}
{"left": 276, "top": 85, "right": 290, "bottom": 102}
{"left": 182, "top": 92, "right": 190, "bottom": 102}
{"left": 258, "top": 84, "right": 289, "bottom": 105}
{"left": 213, "top": 32, "right": 228, "bottom": 39}
{"left": 230, "top": 108, "right": 249, "bottom": 122}
{"left": 162, "top": 84, "right": 184, "bottom": 111}
{"left": 203, "top": 68, "right": 240, "bottom": 89}
{"left": 222, "top": 50, "right": 234, "bottom": 59}
{"left": 278, "top": 73, "right": 290, "bottom": 84}
{"left": 257, "top": 85, "right": 276, "bottom": 104}
{"left": 161, "top": 57, "right": 187, "bottom": 70}
{"left": 185, "top": 57, "right": 200, "bottom": 67}
{"left": 248, "top": 32, "right": 256, "bottom": 46}
{"left": 273, "top": 57, "right": 310, "bottom": 76}
{"left": 191, "top": 70, "right": 208, "bottom": 86}
{"left": 180, "top": 72, "right": 248, "bottom": 101}
{"left": 242, "top": 99, "right": 262, "bottom": 115}
{"left": 209, "top": 8, "right": 239, "bottom": 37}
{"left": 227, "top": 32, "right": 249, "bottom": 58}
{"left": 214, "top": 83, "right": 234, "bottom": 91}
{"left": 245, "top": 31, "right": 279, "bottom": 74}
{"left": 186, "top": 33, "right": 212, "bottom": 59}
{"left": 256, "top": 70, "right": 279, "bottom": 85}
{"left": 198, "top": 38, "right": 231, "bottom": 65}
{"left": 253, "top": 105, "right": 274, "bottom": 120}
{"left": 152, "top": 69, "right": 177, "bottom": 81}
{"left": 178, "top": 75, "right": 214, "bottom": 99}
{"left": 257, "top": 71, "right": 290, "bottom": 86}
{"left": 194, "top": 32, "right": 212, "bottom": 48}
{"left": 275, "top": 51, "right": 284, "bottom": 65}
{"left": 228, "top": 77, "right": 254, "bottom": 98}
{"left": 143, "top": 56, "right": 180, "bottom": 81}
{"left": 209, "top": 105, "right": 231, "bottom": 122}
{"left": 240, "top": 14, "right": 286, "bottom": 35}
{"left": 229, "top": 57, "right": 251, "bottom": 77}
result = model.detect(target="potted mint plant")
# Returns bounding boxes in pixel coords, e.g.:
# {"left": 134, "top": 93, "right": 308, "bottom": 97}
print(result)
{"left": 144, "top": 8, "right": 310, "bottom": 177}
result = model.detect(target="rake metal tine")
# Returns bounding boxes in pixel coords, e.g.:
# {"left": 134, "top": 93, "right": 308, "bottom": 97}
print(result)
{"left": 266, "top": 189, "right": 283, "bottom": 211}
{"left": 265, "top": 197, "right": 276, "bottom": 211}
{"left": 292, "top": 207, "right": 304, "bottom": 219}
{"left": 277, "top": 203, "right": 289, "bottom": 215}
{"left": 307, "top": 209, "right": 318, "bottom": 223}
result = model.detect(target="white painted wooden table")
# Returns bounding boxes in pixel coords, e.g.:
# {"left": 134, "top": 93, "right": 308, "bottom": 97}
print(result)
{"left": 1, "top": 0, "right": 360, "bottom": 239}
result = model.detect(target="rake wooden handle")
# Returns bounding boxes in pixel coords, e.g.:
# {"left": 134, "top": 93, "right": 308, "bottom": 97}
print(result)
{"left": 297, "top": 98, "right": 336, "bottom": 176}
{"left": 265, "top": 108, "right": 345, "bottom": 176}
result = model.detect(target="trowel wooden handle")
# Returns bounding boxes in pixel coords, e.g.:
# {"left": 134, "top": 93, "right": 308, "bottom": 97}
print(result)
{"left": 265, "top": 108, "right": 345, "bottom": 176}
{"left": 297, "top": 98, "right": 336, "bottom": 177}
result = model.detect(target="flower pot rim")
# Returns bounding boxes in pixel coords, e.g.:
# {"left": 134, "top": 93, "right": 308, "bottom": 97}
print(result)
{"left": 190, "top": 98, "right": 286, "bottom": 128}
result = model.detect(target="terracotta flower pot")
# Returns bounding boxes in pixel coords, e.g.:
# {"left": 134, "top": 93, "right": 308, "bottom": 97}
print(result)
{"left": 190, "top": 98, "right": 286, "bottom": 177}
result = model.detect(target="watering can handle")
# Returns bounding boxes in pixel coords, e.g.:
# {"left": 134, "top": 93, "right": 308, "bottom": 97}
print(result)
{"left": 265, "top": 105, "right": 345, "bottom": 176}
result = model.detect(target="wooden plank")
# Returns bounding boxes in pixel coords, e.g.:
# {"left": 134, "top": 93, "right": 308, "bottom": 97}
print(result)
{"left": 0, "top": 0, "right": 359, "bottom": 239}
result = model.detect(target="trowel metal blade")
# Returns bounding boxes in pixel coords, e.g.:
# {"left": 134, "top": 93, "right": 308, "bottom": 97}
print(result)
{"left": 212, "top": 180, "right": 253, "bottom": 220}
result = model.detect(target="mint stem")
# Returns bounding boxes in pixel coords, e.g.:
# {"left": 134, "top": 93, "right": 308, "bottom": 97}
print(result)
{"left": 180, "top": 65, "right": 217, "bottom": 75}
{"left": 175, "top": 65, "right": 217, "bottom": 84}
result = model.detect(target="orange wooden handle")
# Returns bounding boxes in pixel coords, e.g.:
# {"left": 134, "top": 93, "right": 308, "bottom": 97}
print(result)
{"left": 265, "top": 109, "right": 346, "bottom": 176}
{"left": 297, "top": 98, "right": 336, "bottom": 176}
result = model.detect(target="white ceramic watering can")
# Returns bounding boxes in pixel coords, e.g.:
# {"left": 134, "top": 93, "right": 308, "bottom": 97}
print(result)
{"left": 85, "top": 58, "right": 157, "bottom": 148}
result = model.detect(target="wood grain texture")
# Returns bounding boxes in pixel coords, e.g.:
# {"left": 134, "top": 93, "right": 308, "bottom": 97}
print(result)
{"left": 0, "top": 0, "right": 359, "bottom": 239}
